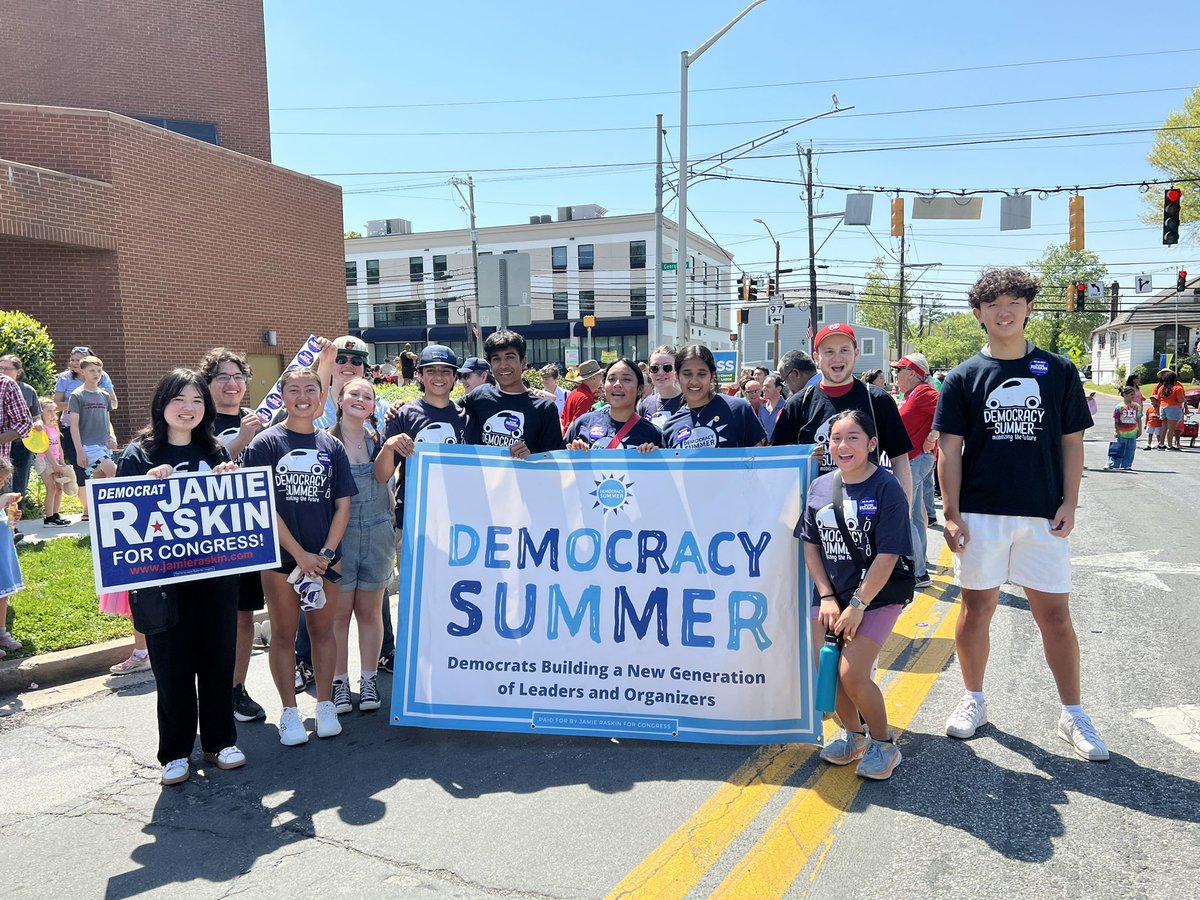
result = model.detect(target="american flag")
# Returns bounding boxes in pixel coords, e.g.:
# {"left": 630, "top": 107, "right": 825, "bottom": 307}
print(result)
{"left": 471, "top": 323, "right": 480, "bottom": 340}
{"left": 806, "top": 326, "right": 814, "bottom": 341}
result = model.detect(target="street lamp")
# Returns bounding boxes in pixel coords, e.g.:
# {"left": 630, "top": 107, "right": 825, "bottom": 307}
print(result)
{"left": 754, "top": 218, "right": 781, "bottom": 367}
{"left": 676, "top": 0, "right": 769, "bottom": 345}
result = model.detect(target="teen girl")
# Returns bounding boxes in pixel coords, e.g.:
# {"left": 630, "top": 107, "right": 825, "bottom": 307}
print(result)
{"left": 326, "top": 377, "right": 391, "bottom": 714}
{"left": 116, "top": 369, "right": 243, "bottom": 785}
{"left": 243, "top": 367, "right": 356, "bottom": 747}
{"left": 637, "top": 344, "right": 683, "bottom": 429}
{"left": 799, "top": 409, "right": 911, "bottom": 781}
{"left": 566, "top": 359, "right": 663, "bottom": 451}
{"left": 660, "top": 344, "right": 767, "bottom": 449}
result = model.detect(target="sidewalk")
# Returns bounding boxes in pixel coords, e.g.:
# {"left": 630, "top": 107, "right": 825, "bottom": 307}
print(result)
{"left": 14, "top": 510, "right": 90, "bottom": 545}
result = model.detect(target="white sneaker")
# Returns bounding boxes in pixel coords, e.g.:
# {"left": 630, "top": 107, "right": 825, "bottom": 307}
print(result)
{"left": 315, "top": 700, "right": 342, "bottom": 738}
{"left": 161, "top": 758, "right": 190, "bottom": 785}
{"left": 203, "top": 746, "right": 247, "bottom": 770}
{"left": 1057, "top": 711, "right": 1110, "bottom": 761}
{"left": 278, "top": 707, "right": 308, "bottom": 746}
{"left": 946, "top": 694, "right": 988, "bottom": 739}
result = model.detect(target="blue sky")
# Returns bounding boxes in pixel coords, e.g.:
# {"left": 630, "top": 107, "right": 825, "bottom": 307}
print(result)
{"left": 264, "top": 0, "right": 1200, "bottom": 315}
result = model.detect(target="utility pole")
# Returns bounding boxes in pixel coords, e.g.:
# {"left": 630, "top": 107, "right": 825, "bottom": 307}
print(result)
{"left": 772, "top": 237, "right": 781, "bottom": 368}
{"left": 654, "top": 113, "right": 665, "bottom": 349}
{"left": 805, "top": 147, "right": 818, "bottom": 352}
{"left": 895, "top": 230, "right": 906, "bottom": 357}
{"left": 452, "top": 175, "right": 484, "bottom": 357}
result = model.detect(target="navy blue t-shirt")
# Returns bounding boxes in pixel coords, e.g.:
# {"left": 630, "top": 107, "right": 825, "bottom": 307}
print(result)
{"left": 661, "top": 394, "right": 767, "bottom": 449}
{"left": 798, "top": 467, "right": 911, "bottom": 607}
{"left": 461, "top": 384, "right": 565, "bottom": 454}
{"left": 934, "top": 345, "right": 1092, "bottom": 520}
{"left": 638, "top": 392, "right": 685, "bottom": 430}
{"left": 383, "top": 398, "right": 472, "bottom": 527}
{"left": 565, "top": 409, "right": 664, "bottom": 449}
{"left": 242, "top": 425, "right": 357, "bottom": 560}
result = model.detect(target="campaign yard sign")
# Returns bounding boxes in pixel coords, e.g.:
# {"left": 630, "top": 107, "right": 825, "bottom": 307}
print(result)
{"left": 392, "top": 445, "right": 819, "bottom": 746}
{"left": 88, "top": 468, "right": 280, "bottom": 594}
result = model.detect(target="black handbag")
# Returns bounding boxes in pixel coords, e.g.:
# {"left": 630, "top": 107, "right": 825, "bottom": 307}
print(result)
{"left": 128, "top": 584, "right": 179, "bottom": 635}
{"left": 830, "top": 471, "right": 916, "bottom": 606}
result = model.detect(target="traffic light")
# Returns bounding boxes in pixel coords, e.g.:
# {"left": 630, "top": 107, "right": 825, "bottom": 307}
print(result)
{"left": 1163, "top": 188, "right": 1182, "bottom": 246}
{"left": 766, "top": 276, "right": 776, "bottom": 298}
{"left": 747, "top": 278, "right": 759, "bottom": 302}
{"left": 736, "top": 308, "right": 749, "bottom": 326}
{"left": 1178, "top": 271, "right": 1188, "bottom": 292}
{"left": 891, "top": 198, "right": 904, "bottom": 237}
{"left": 1068, "top": 195, "right": 1085, "bottom": 251}
{"left": 1065, "top": 286, "right": 1075, "bottom": 313}
{"left": 1075, "top": 283, "right": 1086, "bottom": 312}
{"left": 739, "top": 274, "right": 750, "bottom": 302}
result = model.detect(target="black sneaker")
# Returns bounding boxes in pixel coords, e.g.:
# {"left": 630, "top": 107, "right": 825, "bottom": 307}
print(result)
{"left": 377, "top": 654, "right": 394, "bottom": 674}
{"left": 294, "top": 660, "right": 314, "bottom": 691}
{"left": 914, "top": 574, "right": 934, "bottom": 589}
{"left": 233, "top": 683, "right": 266, "bottom": 722}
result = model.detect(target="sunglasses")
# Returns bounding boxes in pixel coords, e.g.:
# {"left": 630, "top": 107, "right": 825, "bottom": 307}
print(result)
{"left": 72, "top": 346, "right": 91, "bottom": 354}
{"left": 648, "top": 364, "right": 675, "bottom": 374}
{"left": 335, "top": 354, "right": 366, "bottom": 366}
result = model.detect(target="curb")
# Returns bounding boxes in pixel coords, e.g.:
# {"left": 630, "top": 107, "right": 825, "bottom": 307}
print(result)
{"left": 0, "top": 610, "right": 271, "bottom": 697}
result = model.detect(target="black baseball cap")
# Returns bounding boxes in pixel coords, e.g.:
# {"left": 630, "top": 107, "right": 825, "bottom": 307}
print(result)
{"left": 418, "top": 345, "right": 459, "bottom": 369}
{"left": 457, "top": 357, "right": 491, "bottom": 374}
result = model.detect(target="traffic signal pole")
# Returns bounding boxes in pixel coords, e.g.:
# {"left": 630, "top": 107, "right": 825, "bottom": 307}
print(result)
{"left": 805, "top": 147, "right": 819, "bottom": 353}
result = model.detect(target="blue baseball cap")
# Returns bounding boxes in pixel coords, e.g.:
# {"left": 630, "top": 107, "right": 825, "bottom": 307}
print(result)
{"left": 457, "top": 357, "right": 491, "bottom": 374}
{"left": 418, "top": 344, "right": 459, "bottom": 369}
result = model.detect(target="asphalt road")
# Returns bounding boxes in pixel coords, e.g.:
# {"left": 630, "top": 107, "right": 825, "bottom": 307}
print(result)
{"left": 3, "top": 396, "right": 1198, "bottom": 899}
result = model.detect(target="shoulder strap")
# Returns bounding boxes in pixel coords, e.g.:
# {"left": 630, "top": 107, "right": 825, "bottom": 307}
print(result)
{"left": 607, "top": 413, "right": 642, "bottom": 449}
{"left": 831, "top": 471, "right": 869, "bottom": 583}
{"left": 861, "top": 381, "right": 881, "bottom": 463}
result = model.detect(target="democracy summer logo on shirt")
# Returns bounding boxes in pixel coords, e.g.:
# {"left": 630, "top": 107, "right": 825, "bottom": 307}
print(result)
{"left": 983, "top": 377, "right": 1045, "bottom": 442}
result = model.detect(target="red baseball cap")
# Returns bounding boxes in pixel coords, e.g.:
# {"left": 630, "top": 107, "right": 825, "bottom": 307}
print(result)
{"left": 812, "top": 323, "right": 857, "bottom": 350}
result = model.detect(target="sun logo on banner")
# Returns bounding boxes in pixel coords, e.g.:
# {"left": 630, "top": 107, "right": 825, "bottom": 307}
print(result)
{"left": 590, "top": 474, "right": 634, "bottom": 515}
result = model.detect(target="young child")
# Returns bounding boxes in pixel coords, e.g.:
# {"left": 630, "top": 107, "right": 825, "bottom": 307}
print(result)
{"left": 242, "top": 366, "right": 356, "bottom": 747}
{"left": 1107, "top": 386, "right": 1141, "bottom": 471}
{"left": 68, "top": 355, "right": 118, "bottom": 486}
{"left": 799, "top": 410, "right": 911, "bottom": 780}
{"left": 35, "top": 398, "right": 72, "bottom": 527}
{"left": 1144, "top": 395, "right": 1162, "bottom": 451}
{"left": 0, "top": 456, "right": 25, "bottom": 659}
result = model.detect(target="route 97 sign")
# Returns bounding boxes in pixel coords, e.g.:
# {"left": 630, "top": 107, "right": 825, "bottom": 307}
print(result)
{"left": 767, "top": 303, "right": 785, "bottom": 326}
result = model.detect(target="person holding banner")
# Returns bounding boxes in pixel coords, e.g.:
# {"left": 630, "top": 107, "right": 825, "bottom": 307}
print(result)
{"left": 565, "top": 359, "right": 663, "bottom": 451}
{"left": 326, "top": 377, "right": 391, "bottom": 715}
{"left": 660, "top": 345, "right": 767, "bottom": 449}
{"left": 461, "top": 330, "right": 564, "bottom": 458}
{"left": 200, "top": 348, "right": 268, "bottom": 725}
{"left": 638, "top": 344, "right": 684, "bottom": 429}
{"left": 116, "top": 369, "right": 244, "bottom": 786}
{"left": 243, "top": 367, "right": 357, "bottom": 746}
{"left": 799, "top": 409, "right": 910, "bottom": 781}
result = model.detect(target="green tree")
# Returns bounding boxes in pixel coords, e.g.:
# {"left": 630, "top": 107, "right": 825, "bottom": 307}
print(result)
{"left": 1142, "top": 86, "right": 1200, "bottom": 239}
{"left": 857, "top": 257, "right": 901, "bottom": 335}
{"left": 345, "top": 229, "right": 363, "bottom": 239}
{"left": 0, "top": 310, "right": 56, "bottom": 394}
{"left": 915, "top": 313, "right": 985, "bottom": 370}
{"left": 1026, "top": 243, "right": 1107, "bottom": 354}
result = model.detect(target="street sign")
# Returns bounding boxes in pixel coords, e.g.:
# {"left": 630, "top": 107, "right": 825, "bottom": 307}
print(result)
{"left": 1136, "top": 275, "right": 1153, "bottom": 294}
{"left": 1068, "top": 346, "right": 1083, "bottom": 363}
{"left": 661, "top": 262, "right": 677, "bottom": 271}
{"left": 1087, "top": 281, "right": 1104, "bottom": 299}
{"left": 713, "top": 350, "right": 738, "bottom": 384}
{"left": 767, "top": 303, "right": 785, "bottom": 326}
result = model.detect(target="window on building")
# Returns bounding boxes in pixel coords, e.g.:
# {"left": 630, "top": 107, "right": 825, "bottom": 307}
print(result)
{"left": 817, "top": 303, "right": 826, "bottom": 323}
{"left": 345, "top": 261, "right": 357, "bottom": 286}
{"left": 862, "top": 338, "right": 875, "bottom": 356}
{"left": 409, "top": 257, "right": 424, "bottom": 282}
{"left": 553, "top": 292, "right": 569, "bottom": 320}
{"left": 434, "top": 295, "right": 451, "bottom": 326}
{"left": 631, "top": 288, "right": 647, "bottom": 317}
{"left": 347, "top": 303, "right": 359, "bottom": 329}
{"left": 366, "top": 259, "right": 380, "bottom": 286}
{"left": 690, "top": 256, "right": 696, "bottom": 281}
{"left": 503, "top": 249, "right": 518, "bottom": 254}
{"left": 579, "top": 290, "right": 596, "bottom": 318}
{"left": 1154, "top": 324, "right": 1189, "bottom": 358}
{"left": 630, "top": 241, "right": 646, "bottom": 269}
{"left": 765, "top": 339, "right": 776, "bottom": 363}
{"left": 703, "top": 261, "right": 709, "bottom": 284}
{"left": 433, "top": 255, "right": 448, "bottom": 281}
{"left": 578, "top": 244, "right": 594, "bottom": 270}
{"left": 373, "top": 301, "right": 426, "bottom": 328}
{"left": 713, "top": 266, "right": 720, "bottom": 290}
{"left": 552, "top": 246, "right": 568, "bottom": 271}
{"left": 479, "top": 250, "right": 493, "bottom": 256}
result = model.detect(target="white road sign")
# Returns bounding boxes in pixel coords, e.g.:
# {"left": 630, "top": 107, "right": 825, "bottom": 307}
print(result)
{"left": 1087, "top": 281, "right": 1104, "bottom": 299}
{"left": 767, "top": 303, "right": 785, "bottom": 326}
{"left": 1136, "top": 275, "right": 1153, "bottom": 294}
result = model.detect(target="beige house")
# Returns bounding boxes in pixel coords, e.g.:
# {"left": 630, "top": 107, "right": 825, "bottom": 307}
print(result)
{"left": 345, "top": 209, "right": 735, "bottom": 366}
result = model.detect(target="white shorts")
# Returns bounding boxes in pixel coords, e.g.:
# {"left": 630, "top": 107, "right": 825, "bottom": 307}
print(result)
{"left": 953, "top": 512, "right": 1072, "bottom": 594}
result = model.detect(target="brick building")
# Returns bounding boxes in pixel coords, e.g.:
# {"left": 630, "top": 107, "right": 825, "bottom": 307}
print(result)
{"left": 0, "top": 1, "right": 344, "bottom": 438}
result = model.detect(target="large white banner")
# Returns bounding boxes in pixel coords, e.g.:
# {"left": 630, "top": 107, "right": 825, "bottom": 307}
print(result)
{"left": 391, "top": 445, "right": 819, "bottom": 745}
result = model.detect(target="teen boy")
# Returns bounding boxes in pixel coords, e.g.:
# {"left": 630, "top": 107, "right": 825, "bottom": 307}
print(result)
{"left": 68, "top": 356, "right": 118, "bottom": 481}
{"left": 772, "top": 324, "right": 913, "bottom": 503}
{"left": 461, "top": 330, "right": 564, "bottom": 458}
{"left": 935, "top": 266, "right": 1107, "bottom": 761}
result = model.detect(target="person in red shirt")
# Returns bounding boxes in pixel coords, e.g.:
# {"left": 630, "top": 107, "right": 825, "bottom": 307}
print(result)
{"left": 560, "top": 359, "right": 603, "bottom": 434}
{"left": 893, "top": 353, "right": 939, "bottom": 588}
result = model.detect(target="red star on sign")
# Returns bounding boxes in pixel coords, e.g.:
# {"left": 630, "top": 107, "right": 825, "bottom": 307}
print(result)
{"left": 152, "top": 521, "right": 164, "bottom": 533}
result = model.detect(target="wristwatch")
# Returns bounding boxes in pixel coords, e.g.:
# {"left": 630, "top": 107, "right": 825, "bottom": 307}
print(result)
{"left": 848, "top": 593, "right": 868, "bottom": 611}
{"left": 317, "top": 548, "right": 336, "bottom": 563}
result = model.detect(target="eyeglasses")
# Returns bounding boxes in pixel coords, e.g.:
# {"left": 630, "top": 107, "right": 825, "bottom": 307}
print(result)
{"left": 335, "top": 355, "right": 366, "bottom": 366}
{"left": 211, "top": 374, "right": 247, "bottom": 384}
{"left": 648, "top": 364, "right": 675, "bottom": 374}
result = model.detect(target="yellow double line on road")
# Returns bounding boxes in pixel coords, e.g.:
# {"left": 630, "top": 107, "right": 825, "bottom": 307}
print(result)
{"left": 608, "top": 546, "right": 960, "bottom": 900}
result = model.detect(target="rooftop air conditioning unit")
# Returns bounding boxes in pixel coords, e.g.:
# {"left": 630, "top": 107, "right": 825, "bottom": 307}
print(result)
{"left": 556, "top": 204, "right": 608, "bottom": 222}
{"left": 366, "top": 218, "right": 413, "bottom": 236}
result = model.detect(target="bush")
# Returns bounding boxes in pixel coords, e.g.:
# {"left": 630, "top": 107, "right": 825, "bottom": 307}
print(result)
{"left": 1178, "top": 362, "right": 1195, "bottom": 382}
{"left": 1133, "top": 360, "right": 1161, "bottom": 384}
{"left": 0, "top": 310, "right": 56, "bottom": 394}
{"left": 1114, "top": 363, "right": 1127, "bottom": 389}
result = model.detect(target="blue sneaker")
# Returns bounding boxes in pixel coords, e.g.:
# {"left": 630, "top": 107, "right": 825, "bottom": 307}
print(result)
{"left": 856, "top": 738, "right": 902, "bottom": 780}
{"left": 819, "top": 728, "right": 869, "bottom": 766}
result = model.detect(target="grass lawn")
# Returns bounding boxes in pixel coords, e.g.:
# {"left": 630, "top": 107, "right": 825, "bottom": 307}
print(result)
{"left": 6, "top": 537, "right": 130, "bottom": 658}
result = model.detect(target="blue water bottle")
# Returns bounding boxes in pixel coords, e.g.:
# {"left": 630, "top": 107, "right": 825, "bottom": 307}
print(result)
{"left": 815, "top": 631, "right": 842, "bottom": 713}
